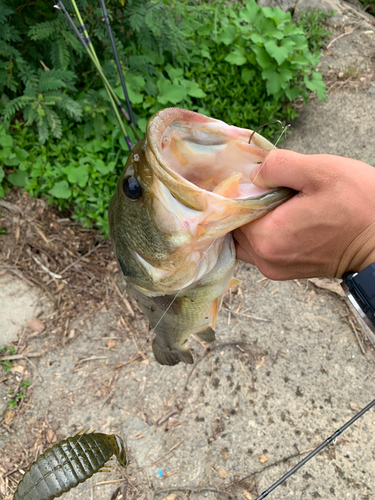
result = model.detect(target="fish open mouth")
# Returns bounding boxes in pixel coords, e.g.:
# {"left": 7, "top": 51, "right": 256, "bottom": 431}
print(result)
{"left": 147, "top": 108, "right": 275, "bottom": 200}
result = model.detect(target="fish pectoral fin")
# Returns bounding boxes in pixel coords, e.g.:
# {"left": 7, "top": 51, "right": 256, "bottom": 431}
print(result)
{"left": 197, "top": 327, "right": 216, "bottom": 343}
{"left": 152, "top": 337, "right": 194, "bottom": 366}
{"left": 228, "top": 277, "right": 242, "bottom": 289}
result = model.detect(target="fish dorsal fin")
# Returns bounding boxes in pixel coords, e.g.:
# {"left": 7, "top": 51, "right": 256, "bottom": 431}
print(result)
{"left": 197, "top": 327, "right": 216, "bottom": 343}
{"left": 212, "top": 172, "right": 242, "bottom": 198}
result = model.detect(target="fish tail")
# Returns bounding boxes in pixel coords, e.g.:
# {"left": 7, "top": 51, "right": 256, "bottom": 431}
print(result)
{"left": 152, "top": 337, "right": 194, "bottom": 366}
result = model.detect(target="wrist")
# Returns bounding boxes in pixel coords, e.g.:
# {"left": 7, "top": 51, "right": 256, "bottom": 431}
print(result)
{"left": 358, "top": 249, "right": 375, "bottom": 273}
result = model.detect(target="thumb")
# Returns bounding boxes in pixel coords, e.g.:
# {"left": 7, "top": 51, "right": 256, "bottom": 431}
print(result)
{"left": 250, "top": 149, "right": 322, "bottom": 192}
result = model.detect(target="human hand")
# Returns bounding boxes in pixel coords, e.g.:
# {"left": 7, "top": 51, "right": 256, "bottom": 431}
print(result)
{"left": 233, "top": 149, "right": 375, "bottom": 280}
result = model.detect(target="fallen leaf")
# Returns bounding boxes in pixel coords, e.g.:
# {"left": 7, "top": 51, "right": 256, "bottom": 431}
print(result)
{"left": 108, "top": 339, "right": 116, "bottom": 349}
{"left": 259, "top": 454, "right": 269, "bottom": 463}
{"left": 219, "top": 469, "right": 227, "bottom": 478}
{"left": 255, "top": 355, "right": 266, "bottom": 369}
{"left": 162, "top": 496, "right": 177, "bottom": 500}
{"left": 26, "top": 317, "right": 45, "bottom": 333}
{"left": 308, "top": 278, "right": 345, "bottom": 297}
{"left": 46, "top": 429, "right": 57, "bottom": 443}
{"left": 243, "top": 490, "right": 252, "bottom": 500}
{"left": 350, "top": 401, "right": 360, "bottom": 412}
{"left": 12, "top": 364, "right": 25, "bottom": 374}
{"left": 5, "top": 409, "right": 16, "bottom": 425}
{"left": 220, "top": 447, "right": 228, "bottom": 460}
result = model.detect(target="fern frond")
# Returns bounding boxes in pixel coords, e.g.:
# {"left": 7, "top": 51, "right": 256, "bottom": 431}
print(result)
{"left": 37, "top": 119, "right": 49, "bottom": 144}
{"left": 0, "top": 39, "right": 21, "bottom": 58}
{"left": 0, "top": 3, "right": 14, "bottom": 24}
{"left": 50, "top": 38, "right": 70, "bottom": 69}
{"left": 56, "top": 94, "right": 82, "bottom": 120}
{"left": 28, "top": 20, "right": 59, "bottom": 41}
{"left": 3, "top": 95, "right": 33, "bottom": 120}
{"left": 45, "top": 108, "right": 62, "bottom": 138}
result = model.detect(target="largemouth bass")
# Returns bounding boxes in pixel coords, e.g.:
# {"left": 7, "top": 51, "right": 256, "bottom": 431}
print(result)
{"left": 109, "top": 108, "right": 292, "bottom": 366}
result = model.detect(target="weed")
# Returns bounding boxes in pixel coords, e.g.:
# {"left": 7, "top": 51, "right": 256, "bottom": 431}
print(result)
{"left": 7, "top": 380, "right": 30, "bottom": 409}
{"left": 297, "top": 9, "right": 334, "bottom": 53}
{"left": 0, "top": 345, "right": 15, "bottom": 374}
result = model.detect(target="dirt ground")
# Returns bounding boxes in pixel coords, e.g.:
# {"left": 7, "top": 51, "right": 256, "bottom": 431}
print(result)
{"left": 1, "top": 13, "right": 375, "bottom": 500}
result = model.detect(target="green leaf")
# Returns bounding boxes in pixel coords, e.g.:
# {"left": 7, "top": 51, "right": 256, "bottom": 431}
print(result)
{"left": 262, "top": 66, "right": 293, "bottom": 94}
{"left": 224, "top": 46, "right": 247, "bottom": 66}
{"left": 166, "top": 66, "right": 184, "bottom": 81}
{"left": 262, "top": 6, "right": 291, "bottom": 25}
{"left": 264, "top": 38, "right": 295, "bottom": 65}
{"left": 216, "top": 25, "right": 237, "bottom": 45}
{"left": 285, "top": 86, "right": 301, "bottom": 100}
{"left": 241, "top": 68, "right": 255, "bottom": 84}
{"left": 250, "top": 33, "right": 264, "bottom": 44}
{"left": 0, "top": 166, "right": 4, "bottom": 183}
{"left": 49, "top": 180, "right": 71, "bottom": 199}
{"left": 181, "top": 80, "right": 206, "bottom": 98}
{"left": 67, "top": 164, "right": 89, "bottom": 187}
{"left": 116, "top": 73, "right": 145, "bottom": 105}
{"left": 251, "top": 45, "right": 273, "bottom": 69}
{"left": 15, "top": 147, "right": 29, "bottom": 161}
{"left": 4, "top": 154, "right": 20, "bottom": 167}
{"left": 157, "top": 79, "right": 187, "bottom": 105}
{"left": 94, "top": 159, "right": 114, "bottom": 175}
{"left": 8, "top": 170, "right": 28, "bottom": 187}
{"left": 304, "top": 71, "right": 326, "bottom": 101}
{"left": 0, "top": 134, "right": 13, "bottom": 148}
{"left": 137, "top": 118, "right": 147, "bottom": 133}
{"left": 239, "top": 0, "right": 260, "bottom": 23}
{"left": 290, "top": 54, "right": 311, "bottom": 66}
{"left": 282, "top": 23, "right": 304, "bottom": 36}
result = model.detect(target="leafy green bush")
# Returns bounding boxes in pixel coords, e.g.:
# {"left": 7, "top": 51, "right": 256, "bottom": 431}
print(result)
{"left": 0, "top": 0, "right": 331, "bottom": 233}
{"left": 0, "top": 122, "right": 128, "bottom": 233}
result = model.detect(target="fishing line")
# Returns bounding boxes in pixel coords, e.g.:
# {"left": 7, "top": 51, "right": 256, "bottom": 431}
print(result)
{"left": 249, "top": 120, "right": 290, "bottom": 186}
{"left": 130, "top": 234, "right": 225, "bottom": 362}
{"left": 98, "top": 0, "right": 138, "bottom": 136}
{"left": 254, "top": 397, "right": 375, "bottom": 499}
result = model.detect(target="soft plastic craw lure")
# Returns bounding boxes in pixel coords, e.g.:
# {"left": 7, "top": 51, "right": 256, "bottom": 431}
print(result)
{"left": 13, "top": 428, "right": 127, "bottom": 500}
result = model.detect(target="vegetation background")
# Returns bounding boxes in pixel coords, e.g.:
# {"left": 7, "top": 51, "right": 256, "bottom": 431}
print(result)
{"left": 0, "top": 0, "right": 331, "bottom": 234}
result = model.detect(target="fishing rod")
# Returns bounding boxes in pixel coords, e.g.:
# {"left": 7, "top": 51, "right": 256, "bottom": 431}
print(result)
{"left": 98, "top": 0, "right": 136, "bottom": 129}
{"left": 253, "top": 397, "right": 375, "bottom": 499}
{"left": 54, "top": 0, "right": 140, "bottom": 150}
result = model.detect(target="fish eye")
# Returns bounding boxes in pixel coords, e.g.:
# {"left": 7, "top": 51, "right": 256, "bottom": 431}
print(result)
{"left": 123, "top": 175, "right": 142, "bottom": 200}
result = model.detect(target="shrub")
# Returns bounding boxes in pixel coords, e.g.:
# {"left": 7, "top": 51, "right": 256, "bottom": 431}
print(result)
{"left": 0, "top": 0, "right": 331, "bottom": 233}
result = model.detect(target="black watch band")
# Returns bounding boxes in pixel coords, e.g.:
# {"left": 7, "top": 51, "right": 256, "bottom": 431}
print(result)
{"left": 341, "top": 263, "right": 375, "bottom": 334}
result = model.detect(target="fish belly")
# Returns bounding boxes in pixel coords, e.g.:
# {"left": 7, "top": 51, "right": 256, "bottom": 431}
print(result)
{"left": 129, "top": 234, "right": 236, "bottom": 366}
